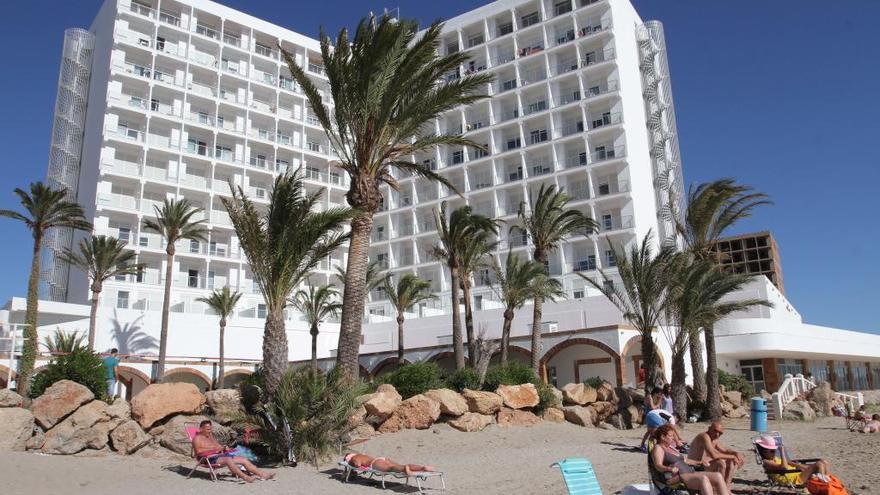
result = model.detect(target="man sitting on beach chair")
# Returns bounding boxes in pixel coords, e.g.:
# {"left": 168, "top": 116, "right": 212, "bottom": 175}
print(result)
{"left": 191, "top": 420, "right": 274, "bottom": 483}
{"left": 687, "top": 421, "right": 744, "bottom": 489}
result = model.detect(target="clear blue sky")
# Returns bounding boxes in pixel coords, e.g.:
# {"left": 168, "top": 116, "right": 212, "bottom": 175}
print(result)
{"left": 0, "top": 1, "right": 877, "bottom": 332}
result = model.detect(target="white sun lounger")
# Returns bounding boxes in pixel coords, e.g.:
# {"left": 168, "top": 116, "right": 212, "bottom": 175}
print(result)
{"left": 338, "top": 461, "right": 446, "bottom": 493}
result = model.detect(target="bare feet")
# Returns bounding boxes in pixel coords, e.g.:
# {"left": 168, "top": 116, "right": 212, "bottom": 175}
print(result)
{"left": 260, "top": 472, "right": 275, "bottom": 480}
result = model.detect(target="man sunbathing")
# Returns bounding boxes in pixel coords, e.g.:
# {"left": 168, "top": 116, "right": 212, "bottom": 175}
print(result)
{"left": 862, "top": 413, "right": 880, "bottom": 433}
{"left": 687, "top": 421, "right": 744, "bottom": 488}
{"left": 192, "top": 420, "right": 274, "bottom": 482}
{"left": 344, "top": 452, "right": 436, "bottom": 476}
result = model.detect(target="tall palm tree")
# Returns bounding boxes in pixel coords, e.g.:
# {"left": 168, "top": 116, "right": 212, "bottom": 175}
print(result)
{"left": 513, "top": 184, "right": 596, "bottom": 374}
{"left": 334, "top": 260, "right": 387, "bottom": 300}
{"left": 672, "top": 179, "right": 771, "bottom": 417}
{"left": 434, "top": 203, "right": 497, "bottom": 370}
{"left": 197, "top": 286, "right": 242, "bottom": 389}
{"left": 579, "top": 232, "right": 675, "bottom": 392}
{"left": 384, "top": 273, "right": 437, "bottom": 364}
{"left": 457, "top": 221, "right": 498, "bottom": 366}
{"left": 223, "top": 172, "right": 352, "bottom": 396}
{"left": 142, "top": 198, "right": 208, "bottom": 382}
{"left": 291, "top": 284, "right": 342, "bottom": 374}
{"left": 492, "top": 253, "right": 542, "bottom": 365}
{"left": 61, "top": 235, "right": 142, "bottom": 350}
{"left": 282, "top": 14, "right": 493, "bottom": 381}
{"left": 0, "top": 182, "right": 90, "bottom": 397}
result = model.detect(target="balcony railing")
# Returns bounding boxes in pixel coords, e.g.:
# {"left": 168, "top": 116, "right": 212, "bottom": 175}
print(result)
{"left": 307, "top": 63, "right": 325, "bottom": 75}
{"left": 554, "top": 2, "right": 573, "bottom": 16}
{"left": 519, "top": 68, "right": 546, "bottom": 86}
{"left": 195, "top": 23, "right": 219, "bottom": 40}
{"left": 590, "top": 145, "right": 626, "bottom": 163}
{"left": 589, "top": 112, "right": 623, "bottom": 130}
{"left": 98, "top": 193, "right": 137, "bottom": 210}
{"left": 255, "top": 44, "right": 275, "bottom": 59}
{"left": 572, "top": 259, "right": 597, "bottom": 272}
{"left": 109, "top": 125, "right": 144, "bottom": 142}
{"left": 563, "top": 153, "right": 588, "bottom": 169}
{"left": 189, "top": 82, "right": 217, "bottom": 98}
{"left": 558, "top": 89, "right": 582, "bottom": 106}
{"left": 122, "top": 62, "right": 151, "bottom": 79}
{"left": 582, "top": 48, "right": 616, "bottom": 67}
{"left": 596, "top": 180, "right": 630, "bottom": 196}
{"left": 567, "top": 183, "right": 591, "bottom": 200}
{"left": 248, "top": 156, "right": 268, "bottom": 169}
{"left": 128, "top": 2, "right": 155, "bottom": 19}
{"left": 104, "top": 159, "right": 141, "bottom": 177}
{"left": 223, "top": 33, "right": 241, "bottom": 47}
{"left": 158, "top": 9, "right": 181, "bottom": 27}
{"left": 558, "top": 121, "right": 585, "bottom": 138}
{"left": 602, "top": 215, "right": 634, "bottom": 231}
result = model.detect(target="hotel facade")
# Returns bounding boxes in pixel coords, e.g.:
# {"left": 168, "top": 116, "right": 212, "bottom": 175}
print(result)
{"left": 1, "top": 0, "right": 878, "bottom": 400}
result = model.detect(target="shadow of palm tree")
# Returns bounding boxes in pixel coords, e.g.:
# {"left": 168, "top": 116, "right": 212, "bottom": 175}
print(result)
{"left": 109, "top": 311, "right": 158, "bottom": 355}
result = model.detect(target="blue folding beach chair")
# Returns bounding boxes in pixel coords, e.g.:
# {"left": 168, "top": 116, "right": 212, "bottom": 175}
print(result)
{"left": 551, "top": 458, "right": 602, "bottom": 495}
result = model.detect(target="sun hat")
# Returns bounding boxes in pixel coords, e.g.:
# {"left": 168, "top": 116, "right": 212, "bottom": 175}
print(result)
{"left": 755, "top": 436, "right": 778, "bottom": 450}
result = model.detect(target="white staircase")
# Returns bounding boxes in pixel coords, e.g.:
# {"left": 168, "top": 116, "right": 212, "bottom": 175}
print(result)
{"left": 770, "top": 373, "right": 864, "bottom": 419}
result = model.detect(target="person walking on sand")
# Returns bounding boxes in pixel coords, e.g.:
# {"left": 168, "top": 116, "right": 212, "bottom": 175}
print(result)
{"left": 192, "top": 420, "right": 274, "bottom": 482}
{"left": 102, "top": 348, "right": 120, "bottom": 398}
{"left": 687, "top": 421, "right": 745, "bottom": 488}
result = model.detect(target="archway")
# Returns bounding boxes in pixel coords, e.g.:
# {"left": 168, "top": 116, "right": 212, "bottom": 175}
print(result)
{"left": 621, "top": 335, "right": 665, "bottom": 387}
{"left": 0, "top": 364, "right": 14, "bottom": 389}
{"left": 540, "top": 337, "right": 623, "bottom": 388}
{"left": 117, "top": 366, "right": 151, "bottom": 401}
{"left": 222, "top": 369, "right": 253, "bottom": 389}
{"left": 165, "top": 367, "right": 212, "bottom": 392}
{"left": 490, "top": 346, "right": 533, "bottom": 367}
{"left": 372, "top": 357, "right": 410, "bottom": 378}
{"left": 359, "top": 365, "right": 372, "bottom": 382}
{"left": 426, "top": 351, "right": 457, "bottom": 376}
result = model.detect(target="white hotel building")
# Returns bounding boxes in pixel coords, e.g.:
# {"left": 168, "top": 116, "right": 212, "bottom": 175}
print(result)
{"left": 1, "top": 0, "right": 879, "bottom": 400}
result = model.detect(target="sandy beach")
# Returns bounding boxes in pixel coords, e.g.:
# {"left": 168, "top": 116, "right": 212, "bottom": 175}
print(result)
{"left": 3, "top": 416, "right": 877, "bottom": 494}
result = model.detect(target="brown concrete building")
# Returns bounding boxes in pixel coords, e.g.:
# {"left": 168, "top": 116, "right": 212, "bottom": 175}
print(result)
{"left": 711, "top": 231, "right": 785, "bottom": 294}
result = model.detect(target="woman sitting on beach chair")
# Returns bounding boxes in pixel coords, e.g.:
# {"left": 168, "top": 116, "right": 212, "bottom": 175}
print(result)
{"left": 651, "top": 425, "right": 731, "bottom": 495}
{"left": 754, "top": 435, "right": 830, "bottom": 487}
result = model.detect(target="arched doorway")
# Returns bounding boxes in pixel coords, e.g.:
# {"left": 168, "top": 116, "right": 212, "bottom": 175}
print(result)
{"left": 372, "top": 358, "right": 409, "bottom": 379}
{"left": 426, "top": 352, "right": 457, "bottom": 376}
{"left": 621, "top": 335, "right": 665, "bottom": 387}
{"left": 165, "top": 367, "right": 212, "bottom": 392}
{"left": 489, "top": 346, "right": 533, "bottom": 367}
{"left": 222, "top": 369, "right": 253, "bottom": 389}
{"left": 540, "top": 338, "right": 623, "bottom": 388}
{"left": 117, "top": 366, "right": 151, "bottom": 400}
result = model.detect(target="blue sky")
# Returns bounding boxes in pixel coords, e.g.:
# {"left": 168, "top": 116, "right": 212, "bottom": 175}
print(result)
{"left": 0, "top": 1, "right": 877, "bottom": 332}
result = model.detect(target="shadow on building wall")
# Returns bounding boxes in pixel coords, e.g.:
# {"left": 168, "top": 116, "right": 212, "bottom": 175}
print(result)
{"left": 109, "top": 312, "right": 157, "bottom": 355}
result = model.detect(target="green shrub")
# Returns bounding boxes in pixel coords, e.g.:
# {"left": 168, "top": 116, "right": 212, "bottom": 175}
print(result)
{"left": 378, "top": 362, "right": 443, "bottom": 399}
{"left": 30, "top": 348, "right": 108, "bottom": 401}
{"left": 482, "top": 362, "right": 538, "bottom": 391}
{"left": 718, "top": 370, "right": 754, "bottom": 397}
{"left": 534, "top": 382, "right": 559, "bottom": 413}
{"left": 445, "top": 368, "right": 480, "bottom": 392}
{"left": 244, "top": 366, "right": 367, "bottom": 466}
{"left": 582, "top": 376, "right": 603, "bottom": 389}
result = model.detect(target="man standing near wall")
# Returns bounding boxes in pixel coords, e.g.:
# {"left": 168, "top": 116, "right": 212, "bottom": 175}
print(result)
{"left": 102, "top": 348, "right": 119, "bottom": 399}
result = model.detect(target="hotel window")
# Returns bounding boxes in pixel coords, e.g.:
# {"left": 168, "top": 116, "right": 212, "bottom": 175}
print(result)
{"left": 605, "top": 250, "right": 616, "bottom": 267}
{"left": 257, "top": 304, "right": 267, "bottom": 319}
{"left": 739, "top": 359, "right": 765, "bottom": 393}
{"left": 872, "top": 365, "right": 880, "bottom": 389}
{"left": 834, "top": 363, "right": 850, "bottom": 390}
{"left": 521, "top": 12, "right": 540, "bottom": 28}
{"left": 776, "top": 358, "right": 803, "bottom": 378}
{"left": 117, "top": 291, "right": 129, "bottom": 309}
{"left": 851, "top": 364, "right": 868, "bottom": 391}
{"left": 808, "top": 361, "right": 829, "bottom": 384}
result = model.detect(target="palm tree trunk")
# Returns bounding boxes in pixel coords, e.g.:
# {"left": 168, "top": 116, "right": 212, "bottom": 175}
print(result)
{"left": 18, "top": 234, "right": 42, "bottom": 398}
{"left": 397, "top": 315, "right": 405, "bottom": 365}
{"left": 310, "top": 323, "right": 319, "bottom": 375}
{"left": 462, "top": 281, "right": 476, "bottom": 367}
{"left": 640, "top": 330, "right": 659, "bottom": 393}
{"left": 671, "top": 349, "right": 688, "bottom": 419}
{"left": 530, "top": 296, "right": 543, "bottom": 374}
{"left": 689, "top": 330, "right": 706, "bottom": 402}
{"left": 704, "top": 325, "right": 722, "bottom": 419}
{"left": 87, "top": 289, "right": 100, "bottom": 351}
{"left": 156, "top": 250, "right": 175, "bottom": 382}
{"left": 217, "top": 319, "right": 226, "bottom": 389}
{"left": 336, "top": 213, "right": 373, "bottom": 382}
{"left": 449, "top": 266, "right": 465, "bottom": 370}
{"left": 263, "top": 306, "right": 289, "bottom": 397}
{"left": 500, "top": 309, "right": 513, "bottom": 365}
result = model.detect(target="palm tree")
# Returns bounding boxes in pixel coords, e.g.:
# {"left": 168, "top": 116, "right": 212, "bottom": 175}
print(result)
{"left": 197, "top": 286, "right": 242, "bottom": 389}
{"left": 0, "top": 182, "right": 90, "bottom": 397}
{"left": 281, "top": 15, "right": 493, "bottom": 381}
{"left": 384, "top": 274, "right": 436, "bottom": 364}
{"left": 222, "top": 172, "right": 351, "bottom": 396}
{"left": 41, "top": 329, "right": 86, "bottom": 354}
{"left": 434, "top": 203, "right": 497, "bottom": 370}
{"left": 291, "top": 284, "right": 342, "bottom": 374}
{"left": 456, "top": 221, "right": 498, "bottom": 366}
{"left": 334, "top": 260, "right": 387, "bottom": 300}
{"left": 672, "top": 179, "right": 771, "bottom": 417}
{"left": 492, "top": 253, "right": 542, "bottom": 365}
{"left": 579, "top": 232, "right": 675, "bottom": 392}
{"left": 514, "top": 184, "right": 596, "bottom": 374}
{"left": 61, "top": 235, "right": 142, "bottom": 350}
{"left": 142, "top": 198, "right": 208, "bottom": 382}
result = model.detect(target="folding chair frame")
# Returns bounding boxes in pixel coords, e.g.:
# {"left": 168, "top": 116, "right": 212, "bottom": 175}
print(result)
{"left": 750, "top": 431, "right": 820, "bottom": 492}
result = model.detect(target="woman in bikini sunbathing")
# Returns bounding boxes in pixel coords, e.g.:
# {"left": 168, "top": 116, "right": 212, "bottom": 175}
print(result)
{"left": 344, "top": 453, "right": 436, "bottom": 476}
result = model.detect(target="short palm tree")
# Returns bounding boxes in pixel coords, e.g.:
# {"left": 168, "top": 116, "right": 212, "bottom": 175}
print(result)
{"left": 334, "top": 260, "right": 387, "bottom": 300}
{"left": 672, "top": 179, "right": 771, "bottom": 417}
{"left": 197, "top": 286, "right": 242, "bottom": 389}
{"left": 61, "top": 235, "right": 142, "bottom": 350}
{"left": 282, "top": 14, "right": 493, "bottom": 381}
{"left": 457, "top": 221, "right": 498, "bottom": 366}
{"left": 384, "top": 274, "right": 437, "bottom": 364}
{"left": 291, "top": 284, "right": 342, "bottom": 374}
{"left": 513, "top": 184, "right": 596, "bottom": 373}
{"left": 492, "top": 253, "right": 541, "bottom": 365}
{"left": 0, "top": 182, "right": 90, "bottom": 397}
{"left": 579, "top": 232, "right": 675, "bottom": 392}
{"left": 42, "top": 329, "right": 86, "bottom": 354}
{"left": 434, "top": 203, "right": 497, "bottom": 370}
{"left": 223, "top": 172, "right": 352, "bottom": 396}
{"left": 143, "top": 198, "right": 208, "bottom": 382}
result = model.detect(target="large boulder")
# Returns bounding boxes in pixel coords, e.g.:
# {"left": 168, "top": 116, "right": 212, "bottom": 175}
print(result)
{"left": 348, "top": 405, "right": 368, "bottom": 427}
{"left": 106, "top": 400, "right": 131, "bottom": 421}
{"left": 627, "top": 405, "right": 643, "bottom": 425}
{"left": 542, "top": 408, "right": 565, "bottom": 423}
{"left": 562, "top": 383, "right": 597, "bottom": 406}
{"left": 159, "top": 415, "right": 230, "bottom": 455}
{"left": 496, "top": 408, "right": 542, "bottom": 428}
{"left": 549, "top": 387, "right": 564, "bottom": 408}
{"left": 448, "top": 412, "right": 494, "bottom": 432}
{"left": 808, "top": 381, "right": 834, "bottom": 417}
{"left": 629, "top": 388, "right": 646, "bottom": 404}
{"left": 562, "top": 405, "right": 596, "bottom": 427}
{"left": 727, "top": 406, "right": 749, "bottom": 419}
{"left": 496, "top": 384, "right": 540, "bottom": 410}
{"left": 350, "top": 422, "right": 376, "bottom": 439}
{"left": 110, "top": 420, "right": 151, "bottom": 454}
{"left": 377, "top": 394, "right": 441, "bottom": 433}
{"left": 589, "top": 401, "right": 616, "bottom": 423}
{"left": 42, "top": 400, "right": 122, "bottom": 454}
{"left": 31, "top": 380, "right": 94, "bottom": 429}
{"left": 205, "top": 389, "right": 244, "bottom": 425}
{"left": 462, "top": 389, "right": 504, "bottom": 415}
{"left": 425, "top": 389, "right": 468, "bottom": 417}
{"left": 722, "top": 390, "right": 743, "bottom": 408}
{"left": 131, "top": 383, "right": 206, "bottom": 429}
{"left": 0, "top": 407, "right": 35, "bottom": 451}
{"left": 596, "top": 382, "right": 617, "bottom": 403}
{"left": 0, "top": 389, "right": 24, "bottom": 407}
{"left": 363, "top": 384, "right": 402, "bottom": 420}
{"left": 615, "top": 387, "right": 633, "bottom": 410}
{"left": 782, "top": 400, "right": 816, "bottom": 421}
{"left": 26, "top": 428, "right": 45, "bottom": 450}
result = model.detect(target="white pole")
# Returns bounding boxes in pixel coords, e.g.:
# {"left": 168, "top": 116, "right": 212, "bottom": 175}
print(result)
{"left": 7, "top": 325, "right": 17, "bottom": 389}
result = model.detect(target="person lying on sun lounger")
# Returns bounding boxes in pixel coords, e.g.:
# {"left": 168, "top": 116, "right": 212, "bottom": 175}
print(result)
{"left": 343, "top": 452, "right": 436, "bottom": 476}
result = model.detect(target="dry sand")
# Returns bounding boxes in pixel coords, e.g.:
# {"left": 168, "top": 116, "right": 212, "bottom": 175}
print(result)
{"left": 2, "top": 416, "right": 877, "bottom": 494}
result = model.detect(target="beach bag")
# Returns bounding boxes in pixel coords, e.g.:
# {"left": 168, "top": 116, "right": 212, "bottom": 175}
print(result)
{"left": 806, "top": 474, "right": 848, "bottom": 495}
